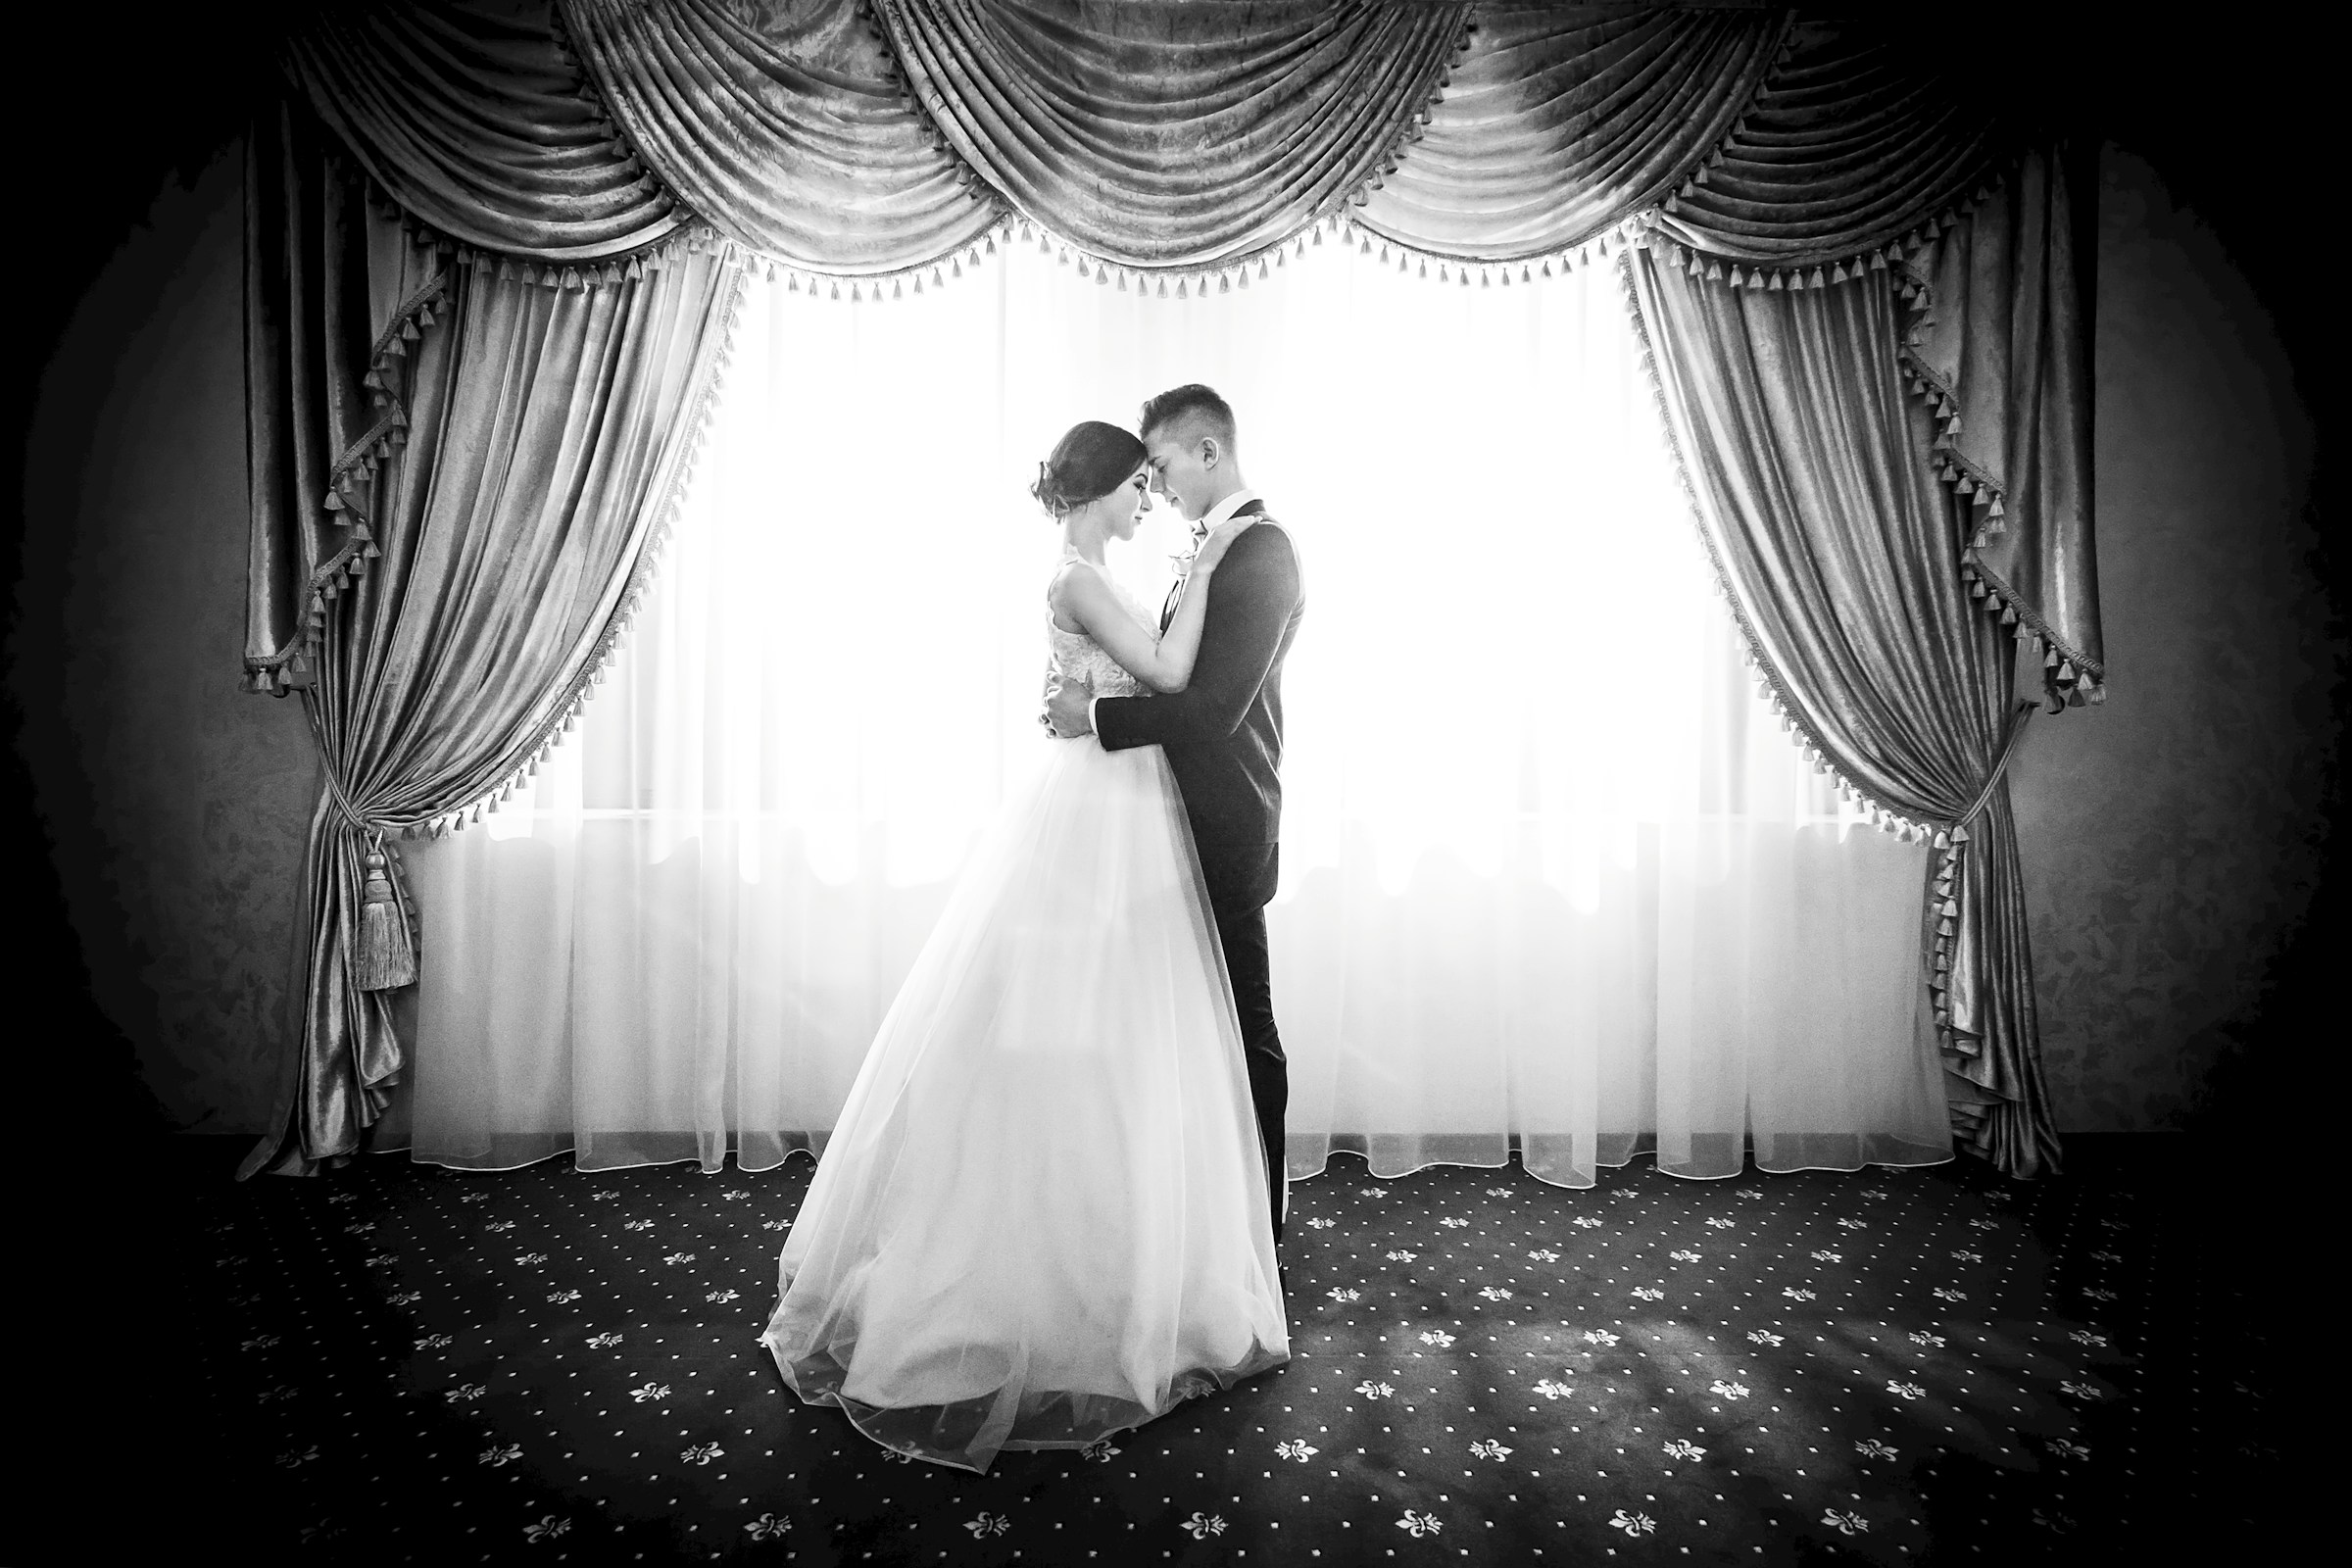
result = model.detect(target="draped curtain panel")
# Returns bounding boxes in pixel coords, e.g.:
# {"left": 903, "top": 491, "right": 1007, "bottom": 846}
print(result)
{"left": 240, "top": 100, "right": 741, "bottom": 1175}
{"left": 1622, "top": 239, "right": 2065, "bottom": 1177}
{"left": 246, "top": 0, "right": 2105, "bottom": 1177}
{"left": 1902, "top": 147, "right": 2102, "bottom": 694}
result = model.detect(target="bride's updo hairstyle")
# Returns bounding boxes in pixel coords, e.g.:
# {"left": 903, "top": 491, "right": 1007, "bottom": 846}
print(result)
{"left": 1031, "top": 420, "right": 1148, "bottom": 519}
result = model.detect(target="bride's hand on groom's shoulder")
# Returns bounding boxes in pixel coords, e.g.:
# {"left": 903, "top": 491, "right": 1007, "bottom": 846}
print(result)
{"left": 1192, "top": 515, "right": 1256, "bottom": 574}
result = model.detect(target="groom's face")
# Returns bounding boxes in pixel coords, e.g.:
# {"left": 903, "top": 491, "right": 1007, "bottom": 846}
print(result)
{"left": 1142, "top": 427, "right": 1216, "bottom": 523}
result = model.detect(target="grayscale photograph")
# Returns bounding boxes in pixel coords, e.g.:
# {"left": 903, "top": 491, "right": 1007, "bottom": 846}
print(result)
{"left": 5, "top": 2, "right": 2321, "bottom": 1561}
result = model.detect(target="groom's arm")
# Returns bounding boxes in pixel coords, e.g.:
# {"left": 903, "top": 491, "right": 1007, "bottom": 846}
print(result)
{"left": 1095, "top": 525, "right": 1299, "bottom": 750}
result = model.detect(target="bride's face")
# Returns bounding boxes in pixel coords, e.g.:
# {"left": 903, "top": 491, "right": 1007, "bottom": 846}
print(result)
{"left": 1097, "top": 467, "right": 1152, "bottom": 541}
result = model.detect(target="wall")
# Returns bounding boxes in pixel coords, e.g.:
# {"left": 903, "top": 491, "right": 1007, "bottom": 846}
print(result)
{"left": 10, "top": 142, "right": 2330, "bottom": 1137}
{"left": 14, "top": 142, "right": 317, "bottom": 1132}
{"left": 2009, "top": 150, "right": 2332, "bottom": 1131}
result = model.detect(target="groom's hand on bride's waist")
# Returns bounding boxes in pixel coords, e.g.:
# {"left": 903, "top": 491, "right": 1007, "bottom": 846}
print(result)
{"left": 1044, "top": 675, "right": 1095, "bottom": 739}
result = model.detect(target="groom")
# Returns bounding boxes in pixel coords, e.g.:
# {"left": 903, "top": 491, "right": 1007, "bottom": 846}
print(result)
{"left": 1046, "top": 383, "right": 1305, "bottom": 1245}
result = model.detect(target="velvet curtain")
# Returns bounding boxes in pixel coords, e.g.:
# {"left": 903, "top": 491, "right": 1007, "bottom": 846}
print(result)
{"left": 870, "top": 0, "right": 1473, "bottom": 269}
{"left": 246, "top": 0, "right": 2104, "bottom": 1176}
{"left": 240, "top": 101, "right": 741, "bottom": 1175}
{"left": 556, "top": 0, "right": 999, "bottom": 273}
{"left": 1643, "top": 18, "right": 2016, "bottom": 266}
{"left": 1621, "top": 235, "right": 2066, "bottom": 1176}
{"left": 1901, "top": 147, "right": 2102, "bottom": 693}
{"left": 279, "top": 0, "right": 685, "bottom": 261}
{"left": 1352, "top": 3, "right": 1786, "bottom": 260}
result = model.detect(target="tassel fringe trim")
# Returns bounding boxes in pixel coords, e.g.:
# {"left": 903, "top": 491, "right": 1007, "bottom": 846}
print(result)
{"left": 1338, "top": 206, "right": 1651, "bottom": 293}
{"left": 1888, "top": 242, "right": 2108, "bottom": 710}
{"left": 243, "top": 217, "right": 450, "bottom": 697}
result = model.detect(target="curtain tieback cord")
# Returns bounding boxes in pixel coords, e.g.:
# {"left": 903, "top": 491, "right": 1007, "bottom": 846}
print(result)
{"left": 321, "top": 771, "right": 419, "bottom": 992}
{"left": 1950, "top": 700, "right": 2035, "bottom": 836}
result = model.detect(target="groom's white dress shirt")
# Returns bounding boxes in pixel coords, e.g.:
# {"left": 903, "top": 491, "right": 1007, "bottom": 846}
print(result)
{"left": 1089, "top": 488, "right": 1260, "bottom": 735}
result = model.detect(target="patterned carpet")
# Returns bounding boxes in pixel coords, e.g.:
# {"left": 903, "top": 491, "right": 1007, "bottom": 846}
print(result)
{"left": 130, "top": 1136, "right": 2271, "bottom": 1564}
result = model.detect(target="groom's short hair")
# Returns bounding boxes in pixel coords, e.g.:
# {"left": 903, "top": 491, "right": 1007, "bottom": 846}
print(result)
{"left": 1140, "top": 384, "right": 1237, "bottom": 450}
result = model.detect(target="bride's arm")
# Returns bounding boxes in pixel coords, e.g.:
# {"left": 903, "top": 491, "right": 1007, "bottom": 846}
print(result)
{"left": 1050, "top": 520, "right": 1251, "bottom": 695}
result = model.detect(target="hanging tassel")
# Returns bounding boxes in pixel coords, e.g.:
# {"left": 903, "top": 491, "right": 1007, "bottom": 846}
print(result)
{"left": 354, "top": 848, "right": 417, "bottom": 991}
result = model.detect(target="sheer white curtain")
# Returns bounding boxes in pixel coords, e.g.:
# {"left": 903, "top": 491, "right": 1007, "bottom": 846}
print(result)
{"left": 396, "top": 237, "right": 1950, "bottom": 1183}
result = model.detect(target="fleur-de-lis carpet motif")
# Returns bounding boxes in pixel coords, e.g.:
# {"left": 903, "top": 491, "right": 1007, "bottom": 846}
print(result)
{"left": 160, "top": 1139, "right": 2270, "bottom": 1560}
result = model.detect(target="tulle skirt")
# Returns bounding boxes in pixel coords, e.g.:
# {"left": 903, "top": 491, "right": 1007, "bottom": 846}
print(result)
{"left": 759, "top": 735, "right": 1291, "bottom": 1472}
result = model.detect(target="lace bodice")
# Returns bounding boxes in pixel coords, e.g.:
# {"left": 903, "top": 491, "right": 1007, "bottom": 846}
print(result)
{"left": 1047, "top": 559, "right": 1156, "bottom": 699}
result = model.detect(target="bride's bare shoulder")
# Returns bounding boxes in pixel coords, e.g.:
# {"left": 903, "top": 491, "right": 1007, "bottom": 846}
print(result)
{"left": 1047, "top": 557, "right": 1115, "bottom": 614}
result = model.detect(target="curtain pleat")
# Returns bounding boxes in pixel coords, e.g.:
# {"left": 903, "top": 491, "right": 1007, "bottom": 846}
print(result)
{"left": 240, "top": 102, "right": 741, "bottom": 1176}
{"left": 1622, "top": 240, "right": 2063, "bottom": 1176}
{"left": 870, "top": 0, "right": 1473, "bottom": 268}
{"left": 1646, "top": 19, "right": 2013, "bottom": 265}
{"left": 281, "top": 0, "right": 685, "bottom": 261}
{"left": 1355, "top": 4, "right": 1786, "bottom": 260}
{"left": 557, "top": 0, "right": 1000, "bottom": 273}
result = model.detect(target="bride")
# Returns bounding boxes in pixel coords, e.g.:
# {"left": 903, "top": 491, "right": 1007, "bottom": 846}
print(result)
{"left": 759, "top": 419, "right": 1291, "bottom": 1473}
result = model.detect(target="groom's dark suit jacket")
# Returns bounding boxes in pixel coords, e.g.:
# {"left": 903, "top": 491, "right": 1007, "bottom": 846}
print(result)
{"left": 1094, "top": 503, "right": 1304, "bottom": 909}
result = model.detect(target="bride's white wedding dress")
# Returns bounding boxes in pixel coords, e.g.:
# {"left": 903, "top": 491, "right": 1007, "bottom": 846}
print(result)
{"left": 758, "top": 558, "right": 1290, "bottom": 1473}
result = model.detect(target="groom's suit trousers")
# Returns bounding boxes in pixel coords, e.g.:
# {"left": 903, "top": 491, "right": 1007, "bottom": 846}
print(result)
{"left": 1198, "top": 842, "right": 1287, "bottom": 1246}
